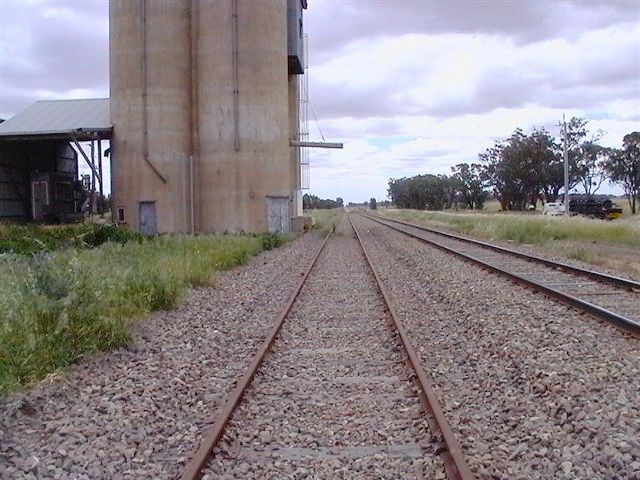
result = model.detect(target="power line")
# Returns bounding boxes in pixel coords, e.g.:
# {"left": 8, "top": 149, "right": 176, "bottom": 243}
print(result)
{"left": 308, "top": 100, "right": 326, "bottom": 142}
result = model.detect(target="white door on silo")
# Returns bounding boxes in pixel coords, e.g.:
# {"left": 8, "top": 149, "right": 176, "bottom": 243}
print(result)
{"left": 266, "top": 196, "right": 290, "bottom": 233}
{"left": 138, "top": 201, "right": 158, "bottom": 236}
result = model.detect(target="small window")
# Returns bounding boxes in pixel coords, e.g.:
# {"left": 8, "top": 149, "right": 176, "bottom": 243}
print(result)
{"left": 117, "top": 207, "right": 126, "bottom": 223}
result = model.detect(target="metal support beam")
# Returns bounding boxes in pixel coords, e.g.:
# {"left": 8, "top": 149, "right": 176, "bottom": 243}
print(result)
{"left": 71, "top": 134, "right": 102, "bottom": 184}
{"left": 97, "top": 139, "right": 104, "bottom": 215}
{"left": 290, "top": 140, "right": 343, "bottom": 149}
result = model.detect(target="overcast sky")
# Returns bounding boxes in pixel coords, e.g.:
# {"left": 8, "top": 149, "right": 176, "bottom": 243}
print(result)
{"left": 1, "top": 0, "right": 639, "bottom": 201}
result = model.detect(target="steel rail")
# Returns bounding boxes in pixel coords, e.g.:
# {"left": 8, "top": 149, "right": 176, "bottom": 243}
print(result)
{"left": 362, "top": 213, "right": 640, "bottom": 334}
{"left": 180, "top": 230, "right": 332, "bottom": 480}
{"left": 349, "top": 214, "right": 474, "bottom": 480}
{"left": 366, "top": 213, "right": 640, "bottom": 292}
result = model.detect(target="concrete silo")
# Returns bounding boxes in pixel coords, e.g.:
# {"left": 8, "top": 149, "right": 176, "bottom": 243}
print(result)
{"left": 109, "top": 0, "right": 306, "bottom": 234}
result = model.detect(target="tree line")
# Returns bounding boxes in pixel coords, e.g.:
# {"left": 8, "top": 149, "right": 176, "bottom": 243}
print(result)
{"left": 388, "top": 119, "right": 640, "bottom": 213}
{"left": 303, "top": 194, "right": 344, "bottom": 210}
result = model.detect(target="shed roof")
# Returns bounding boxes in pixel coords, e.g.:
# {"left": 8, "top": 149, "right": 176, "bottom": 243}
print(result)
{"left": 0, "top": 98, "right": 111, "bottom": 140}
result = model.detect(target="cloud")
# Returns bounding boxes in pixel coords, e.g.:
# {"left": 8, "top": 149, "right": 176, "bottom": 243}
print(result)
{"left": 306, "top": 0, "right": 637, "bottom": 62}
{"left": 308, "top": 22, "right": 640, "bottom": 121}
{"left": 0, "top": 0, "right": 109, "bottom": 118}
{"left": 1, "top": 0, "right": 637, "bottom": 203}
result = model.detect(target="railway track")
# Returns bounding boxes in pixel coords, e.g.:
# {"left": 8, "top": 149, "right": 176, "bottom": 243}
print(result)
{"left": 180, "top": 218, "right": 472, "bottom": 479}
{"left": 363, "top": 213, "right": 640, "bottom": 333}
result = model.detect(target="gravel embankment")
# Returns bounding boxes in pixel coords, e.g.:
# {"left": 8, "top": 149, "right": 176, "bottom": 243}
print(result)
{"left": 201, "top": 220, "right": 446, "bottom": 479}
{"left": 0, "top": 234, "right": 323, "bottom": 480}
{"left": 377, "top": 212, "right": 640, "bottom": 283}
{"left": 369, "top": 215, "right": 640, "bottom": 324}
{"left": 353, "top": 213, "right": 640, "bottom": 480}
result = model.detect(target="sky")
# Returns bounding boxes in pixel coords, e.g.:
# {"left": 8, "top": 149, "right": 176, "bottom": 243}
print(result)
{"left": 1, "top": 0, "right": 639, "bottom": 202}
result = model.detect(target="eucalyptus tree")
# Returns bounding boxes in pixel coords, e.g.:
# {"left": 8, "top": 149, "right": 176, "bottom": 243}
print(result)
{"left": 604, "top": 132, "right": 640, "bottom": 214}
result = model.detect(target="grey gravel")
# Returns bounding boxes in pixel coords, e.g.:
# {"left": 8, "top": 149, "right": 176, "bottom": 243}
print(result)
{"left": 201, "top": 219, "right": 446, "bottom": 479}
{"left": 0, "top": 233, "right": 323, "bottom": 479}
{"left": 372, "top": 214, "right": 640, "bottom": 324}
{"left": 353, "top": 213, "right": 640, "bottom": 480}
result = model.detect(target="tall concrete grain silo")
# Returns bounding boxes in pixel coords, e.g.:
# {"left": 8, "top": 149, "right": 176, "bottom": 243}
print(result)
{"left": 110, "top": 0, "right": 306, "bottom": 234}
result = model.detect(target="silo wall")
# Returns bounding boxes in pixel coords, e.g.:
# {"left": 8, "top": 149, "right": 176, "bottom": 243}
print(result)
{"left": 110, "top": 0, "right": 193, "bottom": 234}
{"left": 195, "top": 0, "right": 292, "bottom": 233}
{"left": 110, "top": 0, "right": 297, "bottom": 234}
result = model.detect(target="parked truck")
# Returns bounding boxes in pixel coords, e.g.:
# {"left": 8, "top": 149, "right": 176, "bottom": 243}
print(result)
{"left": 543, "top": 196, "right": 622, "bottom": 220}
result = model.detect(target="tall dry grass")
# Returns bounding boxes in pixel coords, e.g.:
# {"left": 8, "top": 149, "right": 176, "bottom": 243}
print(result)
{"left": 383, "top": 210, "right": 640, "bottom": 247}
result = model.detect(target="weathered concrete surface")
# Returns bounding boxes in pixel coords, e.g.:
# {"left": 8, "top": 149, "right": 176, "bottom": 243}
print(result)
{"left": 110, "top": 0, "right": 300, "bottom": 234}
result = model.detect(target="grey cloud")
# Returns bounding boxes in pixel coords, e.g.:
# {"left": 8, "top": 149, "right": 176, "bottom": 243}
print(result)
{"left": 306, "top": 0, "right": 636, "bottom": 62}
{"left": 311, "top": 28, "right": 639, "bottom": 121}
{"left": 0, "top": 1, "right": 109, "bottom": 118}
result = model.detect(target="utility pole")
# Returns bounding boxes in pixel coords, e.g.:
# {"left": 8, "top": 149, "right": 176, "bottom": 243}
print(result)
{"left": 563, "top": 114, "right": 569, "bottom": 217}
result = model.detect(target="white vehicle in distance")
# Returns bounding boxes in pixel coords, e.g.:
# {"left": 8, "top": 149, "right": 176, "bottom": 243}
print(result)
{"left": 542, "top": 202, "right": 565, "bottom": 216}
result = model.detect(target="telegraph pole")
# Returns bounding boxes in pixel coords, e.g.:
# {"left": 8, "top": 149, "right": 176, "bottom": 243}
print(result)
{"left": 563, "top": 114, "right": 569, "bottom": 217}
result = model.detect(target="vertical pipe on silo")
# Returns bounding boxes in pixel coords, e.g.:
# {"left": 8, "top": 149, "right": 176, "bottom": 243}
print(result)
{"left": 189, "top": 0, "right": 199, "bottom": 233}
{"left": 139, "top": 0, "right": 167, "bottom": 184}
{"left": 232, "top": 0, "right": 240, "bottom": 152}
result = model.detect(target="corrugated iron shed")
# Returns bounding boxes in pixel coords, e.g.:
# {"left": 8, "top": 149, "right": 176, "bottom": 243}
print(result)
{"left": 0, "top": 98, "right": 111, "bottom": 140}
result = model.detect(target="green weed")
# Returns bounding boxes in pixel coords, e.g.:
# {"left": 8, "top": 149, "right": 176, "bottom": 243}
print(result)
{"left": 0, "top": 234, "right": 273, "bottom": 394}
{"left": 0, "top": 223, "right": 142, "bottom": 255}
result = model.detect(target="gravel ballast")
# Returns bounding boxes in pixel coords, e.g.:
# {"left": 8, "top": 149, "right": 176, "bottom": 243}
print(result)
{"left": 0, "top": 234, "right": 323, "bottom": 479}
{"left": 353, "top": 213, "right": 640, "bottom": 480}
{"left": 201, "top": 220, "right": 446, "bottom": 479}
{"left": 368, "top": 214, "right": 640, "bottom": 324}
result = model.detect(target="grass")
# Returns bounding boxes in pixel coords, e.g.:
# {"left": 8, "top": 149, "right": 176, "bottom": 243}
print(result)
{"left": 0, "top": 223, "right": 142, "bottom": 255}
{"left": 305, "top": 208, "right": 345, "bottom": 234}
{"left": 381, "top": 209, "right": 640, "bottom": 248}
{"left": 0, "top": 230, "right": 285, "bottom": 394}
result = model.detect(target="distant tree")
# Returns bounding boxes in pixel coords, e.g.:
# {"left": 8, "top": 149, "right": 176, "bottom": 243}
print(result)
{"left": 302, "top": 193, "right": 342, "bottom": 210}
{"left": 574, "top": 143, "right": 608, "bottom": 196}
{"left": 562, "top": 118, "right": 608, "bottom": 197}
{"left": 369, "top": 197, "right": 377, "bottom": 210}
{"left": 387, "top": 174, "right": 449, "bottom": 210}
{"left": 451, "top": 163, "right": 487, "bottom": 209}
{"left": 481, "top": 127, "right": 558, "bottom": 210}
{"left": 439, "top": 175, "right": 460, "bottom": 209}
{"left": 603, "top": 132, "right": 640, "bottom": 214}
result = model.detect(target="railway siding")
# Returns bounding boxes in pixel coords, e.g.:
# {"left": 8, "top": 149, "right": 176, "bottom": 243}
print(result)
{"left": 367, "top": 213, "right": 640, "bottom": 331}
{"left": 353, "top": 213, "right": 640, "bottom": 479}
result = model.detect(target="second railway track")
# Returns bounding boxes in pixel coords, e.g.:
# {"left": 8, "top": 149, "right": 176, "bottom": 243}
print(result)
{"left": 364, "top": 212, "right": 640, "bottom": 333}
{"left": 181, "top": 217, "right": 470, "bottom": 479}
